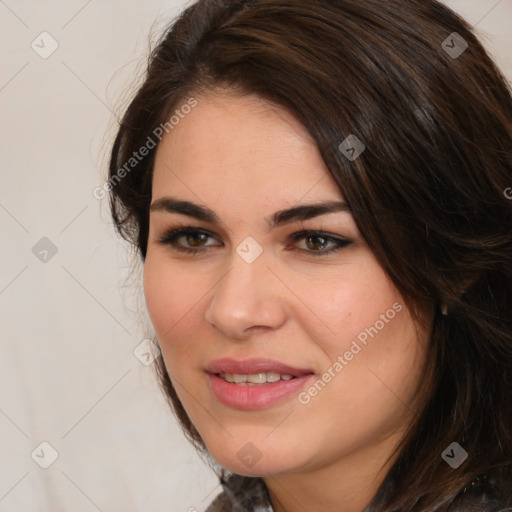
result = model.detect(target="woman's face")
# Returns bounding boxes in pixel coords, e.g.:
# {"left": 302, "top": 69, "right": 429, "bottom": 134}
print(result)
{"left": 144, "top": 91, "right": 430, "bottom": 478}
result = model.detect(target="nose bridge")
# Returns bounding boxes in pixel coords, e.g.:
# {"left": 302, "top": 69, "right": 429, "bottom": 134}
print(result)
{"left": 226, "top": 248, "right": 268, "bottom": 299}
{"left": 204, "top": 245, "right": 286, "bottom": 338}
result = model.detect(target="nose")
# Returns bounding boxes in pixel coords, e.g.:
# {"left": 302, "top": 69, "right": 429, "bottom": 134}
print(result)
{"left": 204, "top": 250, "right": 287, "bottom": 340}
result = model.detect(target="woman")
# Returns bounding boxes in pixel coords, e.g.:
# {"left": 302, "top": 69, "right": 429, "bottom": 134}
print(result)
{"left": 108, "top": 0, "right": 512, "bottom": 510}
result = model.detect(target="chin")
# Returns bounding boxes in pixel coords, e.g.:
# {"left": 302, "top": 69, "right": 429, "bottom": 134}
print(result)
{"left": 208, "top": 445, "right": 302, "bottom": 478}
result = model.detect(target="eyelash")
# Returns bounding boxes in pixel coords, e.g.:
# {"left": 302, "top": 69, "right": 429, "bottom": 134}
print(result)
{"left": 157, "top": 226, "right": 351, "bottom": 256}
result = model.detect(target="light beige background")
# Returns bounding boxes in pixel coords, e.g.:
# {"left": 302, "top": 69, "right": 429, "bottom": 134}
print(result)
{"left": 1, "top": 1, "right": 510, "bottom": 511}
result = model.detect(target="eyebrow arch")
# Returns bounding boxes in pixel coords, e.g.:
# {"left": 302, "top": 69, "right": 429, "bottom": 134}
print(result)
{"left": 149, "top": 197, "right": 350, "bottom": 228}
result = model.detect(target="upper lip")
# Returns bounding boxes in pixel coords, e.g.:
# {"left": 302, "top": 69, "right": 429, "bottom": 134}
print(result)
{"left": 205, "top": 358, "right": 314, "bottom": 377}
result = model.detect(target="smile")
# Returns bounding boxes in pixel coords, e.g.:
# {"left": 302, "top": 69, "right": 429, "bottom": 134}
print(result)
{"left": 205, "top": 359, "right": 315, "bottom": 409}
{"left": 217, "top": 371, "right": 295, "bottom": 384}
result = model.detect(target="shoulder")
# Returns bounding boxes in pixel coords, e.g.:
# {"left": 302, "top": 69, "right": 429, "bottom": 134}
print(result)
{"left": 450, "top": 473, "right": 512, "bottom": 512}
{"left": 205, "top": 473, "right": 272, "bottom": 512}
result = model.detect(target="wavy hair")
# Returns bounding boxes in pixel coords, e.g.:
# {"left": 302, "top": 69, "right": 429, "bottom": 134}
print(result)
{"left": 108, "top": 0, "right": 512, "bottom": 509}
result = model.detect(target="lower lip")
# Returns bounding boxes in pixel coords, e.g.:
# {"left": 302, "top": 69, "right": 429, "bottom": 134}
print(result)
{"left": 207, "top": 373, "right": 315, "bottom": 410}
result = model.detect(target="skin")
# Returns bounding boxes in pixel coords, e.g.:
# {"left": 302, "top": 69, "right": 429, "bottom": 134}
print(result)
{"left": 144, "top": 91, "right": 431, "bottom": 512}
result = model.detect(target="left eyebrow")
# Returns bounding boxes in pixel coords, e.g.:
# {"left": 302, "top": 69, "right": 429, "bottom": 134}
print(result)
{"left": 149, "top": 197, "right": 350, "bottom": 228}
{"left": 267, "top": 201, "right": 351, "bottom": 228}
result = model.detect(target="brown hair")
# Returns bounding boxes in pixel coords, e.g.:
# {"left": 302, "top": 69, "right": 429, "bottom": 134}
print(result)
{"left": 108, "top": 0, "right": 512, "bottom": 509}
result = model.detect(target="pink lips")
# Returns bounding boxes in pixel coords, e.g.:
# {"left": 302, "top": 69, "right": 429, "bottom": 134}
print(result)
{"left": 205, "top": 357, "right": 314, "bottom": 377}
{"left": 205, "top": 358, "right": 315, "bottom": 410}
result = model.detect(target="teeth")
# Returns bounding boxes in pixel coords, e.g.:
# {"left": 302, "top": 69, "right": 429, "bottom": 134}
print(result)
{"left": 247, "top": 372, "right": 266, "bottom": 384}
{"left": 266, "top": 371, "right": 281, "bottom": 383}
{"left": 219, "top": 372, "right": 296, "bottom": 384}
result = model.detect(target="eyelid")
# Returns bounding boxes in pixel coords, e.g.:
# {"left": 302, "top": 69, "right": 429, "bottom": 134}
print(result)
{"left": 288, "top": 229, "right": 348, "bottom": 243}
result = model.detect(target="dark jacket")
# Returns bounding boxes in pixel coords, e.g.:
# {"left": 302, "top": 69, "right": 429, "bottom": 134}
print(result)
{"left": 205, "top": 472, "right": 512, "bottom": 511}
{"left": 205, "top": 474, "right": 274, "bottom": 512}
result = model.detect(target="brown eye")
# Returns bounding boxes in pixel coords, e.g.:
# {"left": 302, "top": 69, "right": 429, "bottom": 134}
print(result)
{"left": 186, "top": 232, "right": 209, "bottom": 247}
{"left": 289, "top": 230, "right": 351, "bottom": 256}
{"left": 305, "top": 234, "right": 329, "bottom": 251}
{"left": 158, "top": 227, "right": 221, "bottom": 253}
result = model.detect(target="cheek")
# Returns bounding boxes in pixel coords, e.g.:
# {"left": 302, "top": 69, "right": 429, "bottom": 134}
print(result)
{"left": 287, "top": 254, "right": 403, "bottom": 359}
{"left": 143, "top": 257, "right": 203, "bottom": 347}
{"left": 288, "top": 254, "right": 426, "bottom": 417}
{"left": 296, "top": 275, "right": 426, "bottom": 453}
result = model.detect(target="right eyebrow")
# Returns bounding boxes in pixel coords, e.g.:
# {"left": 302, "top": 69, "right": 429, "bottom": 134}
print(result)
{"left": 150, "top": 198, "right": 220, "bottom": 224}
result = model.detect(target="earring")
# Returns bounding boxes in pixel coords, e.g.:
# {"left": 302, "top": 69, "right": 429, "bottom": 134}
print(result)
{"left": 441, "top": 302, "right": 448, "bottom": 316}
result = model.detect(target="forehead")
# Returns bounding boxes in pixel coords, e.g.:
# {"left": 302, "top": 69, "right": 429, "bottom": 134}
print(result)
{"left": 152, "top": 92, "right": 343, "bottom": 210}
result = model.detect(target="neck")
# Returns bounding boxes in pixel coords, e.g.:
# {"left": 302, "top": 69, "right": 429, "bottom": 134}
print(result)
{"left": 263, "top": 433, "right": 402, "bottom": 512}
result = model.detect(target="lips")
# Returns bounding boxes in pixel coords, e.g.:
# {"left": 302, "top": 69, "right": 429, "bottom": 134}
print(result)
{"left": 205, "top": 357, "right": 316, "bottom": 409}
{"left": 205, "top": 357, "right": 314, "bottom": 377}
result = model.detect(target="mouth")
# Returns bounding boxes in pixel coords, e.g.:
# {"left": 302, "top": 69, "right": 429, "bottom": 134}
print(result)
{"left": 215, "top": 370, "right": 298, "bottom": 385}
{"left": 205, "top": 358, "right": 315, "bottom": 409}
